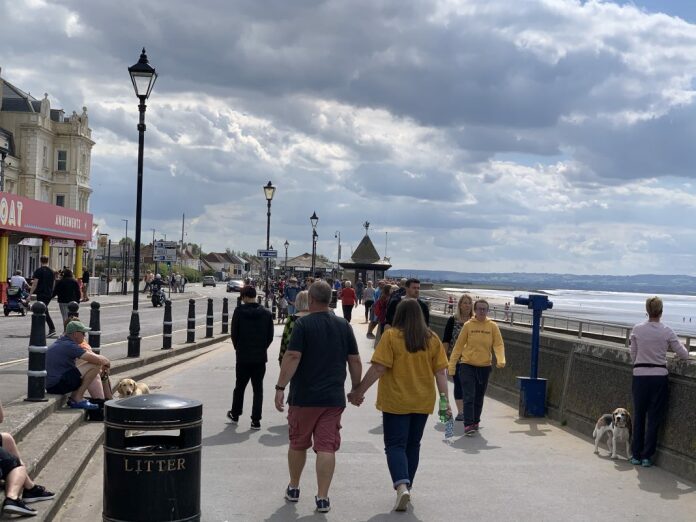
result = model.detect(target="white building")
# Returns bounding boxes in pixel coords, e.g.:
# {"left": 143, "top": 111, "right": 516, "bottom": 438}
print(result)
{"left": 0, "top": 67, "right": 94, "bottom": 275}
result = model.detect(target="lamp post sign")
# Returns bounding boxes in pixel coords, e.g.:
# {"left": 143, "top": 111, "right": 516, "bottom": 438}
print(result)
{"left": 154, "top": 240, "right": 178, "bottom": 262}
{"left": 257, "top": 249, "right": 278, "bottom": 258}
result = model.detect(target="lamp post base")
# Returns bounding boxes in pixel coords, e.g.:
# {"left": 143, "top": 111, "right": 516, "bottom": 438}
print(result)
{"left": 127, "top": 310, "right": 141, "bottom": 357}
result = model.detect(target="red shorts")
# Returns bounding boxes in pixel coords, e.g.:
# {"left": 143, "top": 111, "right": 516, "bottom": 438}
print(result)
{"left": 287, "top": 406, "right": 344, "bottom": 453}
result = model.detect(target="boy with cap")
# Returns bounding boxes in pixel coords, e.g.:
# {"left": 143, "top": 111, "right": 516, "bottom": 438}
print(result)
{"left": 45, "top": 321, "right": 111, "bottom": 410}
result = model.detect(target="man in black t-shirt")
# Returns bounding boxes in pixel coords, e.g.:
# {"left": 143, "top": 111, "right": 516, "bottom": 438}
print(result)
{"left": 29, "top": 256, "right": 56, "bottom": 337}
{"left": 274, "top": 281, "right": 362, "bottom": 513}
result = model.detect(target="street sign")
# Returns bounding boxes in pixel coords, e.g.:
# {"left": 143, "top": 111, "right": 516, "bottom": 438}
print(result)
{"left": 154, "top": 240, "right": 178, "bottom": 262}
{"left": 257, "top": 249, "right": 278, "bottom": 258}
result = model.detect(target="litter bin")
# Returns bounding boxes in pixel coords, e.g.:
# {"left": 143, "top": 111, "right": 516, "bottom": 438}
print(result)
{"left": 103, "top": 394, "right": 202, "bottom": 522}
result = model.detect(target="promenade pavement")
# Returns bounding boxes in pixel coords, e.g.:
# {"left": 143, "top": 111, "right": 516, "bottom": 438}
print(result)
{"left": 58, "top": 306, "right": 696, "bottom": 521}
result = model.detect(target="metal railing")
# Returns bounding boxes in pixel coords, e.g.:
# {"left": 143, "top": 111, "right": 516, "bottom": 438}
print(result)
{"left": 424, "top": 297, "right": 693, "bottom": 349}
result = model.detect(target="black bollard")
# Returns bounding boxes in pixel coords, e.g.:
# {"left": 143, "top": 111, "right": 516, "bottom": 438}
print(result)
{"left": 68, "top": 300, "right": 80, "bottom": 320}
{"left": 162, "top": 299, "right": 173, "bottom": 349}
{"left": 221, "top": 297, "right": 229, "bottom": 334}
{"left": 187, "top": 299, "right": 196, "bottom": 343}
{"left": 206, "top": 298, "right": 214, "bottom": 338}
{"left": 88, "top": 301, "right": 101, "bottom": 354}
{"left": 26, "top": 302, "right": 48, "bottom": 402}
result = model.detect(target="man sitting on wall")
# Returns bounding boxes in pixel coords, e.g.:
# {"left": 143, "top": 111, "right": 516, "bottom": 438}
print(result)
{"left": 45, "top": 321, "right": 111, "bottom": 410}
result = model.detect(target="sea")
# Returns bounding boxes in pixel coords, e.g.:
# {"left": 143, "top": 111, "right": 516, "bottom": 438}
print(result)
{"left": 441, "top": 287, "right": 696, "bottom": 337}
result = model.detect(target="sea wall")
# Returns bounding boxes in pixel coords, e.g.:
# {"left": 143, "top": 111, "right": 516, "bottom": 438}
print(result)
{"left": 430, "top": 313, "right": 696, "bottom": 483}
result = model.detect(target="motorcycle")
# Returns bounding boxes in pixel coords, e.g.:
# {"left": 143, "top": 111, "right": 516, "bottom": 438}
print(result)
{"left": 4, "top": 286, "right": 30, "bottom": 316}
{"left": 151, "top": 287, "right": 166, "bottom": 307}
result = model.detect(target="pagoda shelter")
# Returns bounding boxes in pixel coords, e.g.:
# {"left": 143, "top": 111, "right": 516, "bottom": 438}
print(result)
{"left": 282, "top": 253, "right": 333, "bottom": 279}
{"left": 339, "top": 224, "right": 391, "bottom": 284}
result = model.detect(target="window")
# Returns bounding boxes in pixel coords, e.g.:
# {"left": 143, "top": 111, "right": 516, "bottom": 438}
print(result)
{"left": 57, "top": 150, "right": 67, "bottom": 171}
{"left": 42, "top": 146, "right": 47, "bottom": 168}
{"left": 56, "top": 194, "right": 65, "bottom": 207}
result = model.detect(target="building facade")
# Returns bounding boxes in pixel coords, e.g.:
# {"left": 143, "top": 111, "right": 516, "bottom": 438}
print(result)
{"left": 0, "top": 69, "right": 94, "bottom": 298}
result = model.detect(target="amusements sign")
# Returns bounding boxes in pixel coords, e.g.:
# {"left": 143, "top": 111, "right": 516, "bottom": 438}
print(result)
{"left": 0, "top": 193, "right": 93, "bottom": 242}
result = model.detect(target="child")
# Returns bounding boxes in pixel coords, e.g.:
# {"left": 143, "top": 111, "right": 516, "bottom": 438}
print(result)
{"left": 278, "top": 294, "right": 288, "bottom": 324}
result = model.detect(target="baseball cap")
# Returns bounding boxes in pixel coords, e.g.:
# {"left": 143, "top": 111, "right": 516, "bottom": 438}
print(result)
{"left": 65, "top": 321, "right": 91, "bottom": 334}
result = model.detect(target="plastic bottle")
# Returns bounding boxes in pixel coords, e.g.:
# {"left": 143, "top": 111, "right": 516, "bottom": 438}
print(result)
{"left": 438, "top": 393, "right": 448, "bottom": 423}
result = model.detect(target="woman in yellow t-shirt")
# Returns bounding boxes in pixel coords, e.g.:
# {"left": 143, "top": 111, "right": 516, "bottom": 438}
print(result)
{"left": 350, "top": 299, "right": 450, "bottom": 512}
{"left": 447, "top": 299, "right": 505, "bottom": 436}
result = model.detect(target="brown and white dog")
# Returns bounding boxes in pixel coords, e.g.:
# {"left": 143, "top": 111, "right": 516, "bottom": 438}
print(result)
{"left": 593, "top": 407, "right": 632, "bottom": 459}
{"left": 113, "top": 378, "right": 150, "bottom": 398}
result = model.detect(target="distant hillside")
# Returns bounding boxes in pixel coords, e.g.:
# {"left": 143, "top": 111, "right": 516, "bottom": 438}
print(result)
{"left": 385, "top": 270, "right": 696, "bottom": 295}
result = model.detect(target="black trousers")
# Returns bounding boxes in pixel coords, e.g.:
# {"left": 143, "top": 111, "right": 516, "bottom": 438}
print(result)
{"left": 342, "top": 304, "right": 353, "bottom": 322}
{"left": 37, "top": 296, "right": 55, "bottom": 332}
{"left": 632, "top": 375, "right": 669, "bottom": 460}
{"left": 231, "top": 362, "right": 266, "bottom": 422}
{"left": 459, "top": 364, "right": 492, "bottom": 426}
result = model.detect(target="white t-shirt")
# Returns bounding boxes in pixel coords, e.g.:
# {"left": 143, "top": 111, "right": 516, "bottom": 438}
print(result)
{"left": 10, "top": 275, "right": 28, "bottom": 289}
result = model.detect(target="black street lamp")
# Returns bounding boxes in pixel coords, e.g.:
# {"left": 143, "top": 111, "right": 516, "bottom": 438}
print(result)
{"left": 334, "top": 230, "right": 341, "bottom": 280}
{"left": 284, "top": 240, "right": 289, "bottom": 276}
{"left": 310, "top": 211, "right": 318, "bottom": 276}
{"left": 263, "top": 181, "right": 276, "bottom": 308}
{"left": 127, "top": 48, "right": 157, "bottom": 357}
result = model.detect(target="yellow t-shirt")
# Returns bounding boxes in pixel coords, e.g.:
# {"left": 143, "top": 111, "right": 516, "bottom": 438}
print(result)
{"left": 371, "top": 328, "right": 448, "bottom": 415}
{"left": 448, "top": 318, "right": 505, "bottom": 374}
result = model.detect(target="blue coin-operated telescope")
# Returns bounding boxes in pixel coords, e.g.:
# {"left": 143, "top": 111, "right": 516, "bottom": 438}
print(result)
{"left": 514, "top": 294, "right": 553, "bottom": 417}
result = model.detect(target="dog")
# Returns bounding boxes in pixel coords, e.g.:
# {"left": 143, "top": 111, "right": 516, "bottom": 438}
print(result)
{"left": 593, "top": 407, "right": 632, "bottom": 459}
{"left": 113, "top": 378, "right": 150, "bottom": 398}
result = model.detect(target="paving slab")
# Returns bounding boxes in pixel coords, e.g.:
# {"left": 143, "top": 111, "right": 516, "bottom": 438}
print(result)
{"left": 56, "top": 308, "right": 696, "bottom": 521}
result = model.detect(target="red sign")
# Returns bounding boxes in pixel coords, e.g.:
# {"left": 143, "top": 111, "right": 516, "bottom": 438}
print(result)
{"left": 0, "top": 193, "right": 93, "bottom": 242}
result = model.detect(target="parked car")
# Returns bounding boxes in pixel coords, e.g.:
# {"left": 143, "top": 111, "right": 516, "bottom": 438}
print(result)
{"left": 202, "top": 276, "right": 217, "bottom": 287}
{"left": 227, "top": 280, "right": 244, "bottom": 292}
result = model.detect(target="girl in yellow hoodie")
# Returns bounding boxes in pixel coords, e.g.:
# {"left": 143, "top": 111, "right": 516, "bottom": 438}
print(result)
{"left": 447, "top": 299, "right": 505, "bottom": 435}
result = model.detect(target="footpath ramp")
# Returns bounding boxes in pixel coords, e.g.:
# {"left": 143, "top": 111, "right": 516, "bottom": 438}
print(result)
{"left": 58, "top": 310, "right": 696, "bottom": 521}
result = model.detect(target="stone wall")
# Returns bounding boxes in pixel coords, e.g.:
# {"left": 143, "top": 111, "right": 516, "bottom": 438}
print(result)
{"left": 430, "top": 313, "right": 696, "bottom": 483}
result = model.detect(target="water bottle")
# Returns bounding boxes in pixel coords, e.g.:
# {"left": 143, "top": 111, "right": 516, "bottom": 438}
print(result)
{"left": 438, "top": 393, "right": 448, "bottom": 423}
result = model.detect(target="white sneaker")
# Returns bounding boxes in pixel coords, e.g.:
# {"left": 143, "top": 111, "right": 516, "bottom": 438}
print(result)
{"left": 394, "top": 488, "right": 410, "bottom": 511}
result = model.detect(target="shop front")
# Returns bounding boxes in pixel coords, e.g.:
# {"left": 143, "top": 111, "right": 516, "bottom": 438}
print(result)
{"left": 0, "top": 192, "right": 93, "bottom": 302}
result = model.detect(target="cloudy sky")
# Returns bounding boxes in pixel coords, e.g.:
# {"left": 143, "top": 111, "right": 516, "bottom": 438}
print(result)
{"left": 3, "top": 0, "right": 696, "bottom": 275}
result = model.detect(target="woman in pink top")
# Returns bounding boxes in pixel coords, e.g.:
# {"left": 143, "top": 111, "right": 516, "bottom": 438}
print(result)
{"left": 629, "top": 296, "right": 690, "bottom": 467}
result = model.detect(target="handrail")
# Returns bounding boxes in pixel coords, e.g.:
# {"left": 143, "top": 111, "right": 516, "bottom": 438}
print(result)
{"left": 423, "top": 296, "right": 693, "bottom": 349}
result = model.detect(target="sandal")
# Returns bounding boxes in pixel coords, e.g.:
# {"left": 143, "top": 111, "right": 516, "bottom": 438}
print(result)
{"left": 68, "top": 398, "right": 98, "bottom": 410}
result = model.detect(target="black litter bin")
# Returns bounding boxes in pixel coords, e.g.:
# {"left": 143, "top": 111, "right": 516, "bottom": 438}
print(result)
{"left": 103, "top": 394, "right": 202, "bottom": 522}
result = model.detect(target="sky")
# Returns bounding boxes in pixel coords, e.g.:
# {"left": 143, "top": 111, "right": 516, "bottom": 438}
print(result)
{"left": 2, "top": 0, "right": 696, "bottom": 275}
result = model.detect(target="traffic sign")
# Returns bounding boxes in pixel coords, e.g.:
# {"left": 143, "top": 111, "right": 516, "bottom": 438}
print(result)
{"left": 257, "top": 249, "right": 278, "bottom": 258}
{"left": 154, "top": 240, "right": 178, "bottom": 262}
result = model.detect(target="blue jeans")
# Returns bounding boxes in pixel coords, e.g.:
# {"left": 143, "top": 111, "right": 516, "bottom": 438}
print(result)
{"left": 382, "top": 412, "right": 428, "bottom": 488}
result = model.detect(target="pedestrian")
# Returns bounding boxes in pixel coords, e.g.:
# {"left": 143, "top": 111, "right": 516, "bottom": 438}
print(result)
{"left": 349, "top": 299, "right": 450, "bottom": 512}
{"left": 277, "top": 294, "right": 289, "bottom": 324}
{"left": 274, "top": 281, "right": 362, "bottom": 513}
{"left": 443, "top": 294, "right": 473, "bottom": 421}
{"left": 447, "top": 299, "right": 505, "bottom": 436}
{"left": 371, "top": 284, "right": 393, "bottom": 342}
{"left": 385, "top": 278, "right": 429, "bottom": 329}
{"left": 29, "top": 256, "right": 57, "bottom": 338}
{"left": 81, "top": 268, "right": 90, "bottom": 302}
{"left": 356, "top": 277, "right": 364, "bottom": 305}
{"left": 284, "top": 277, "right": 301, "bottom": 315}
{"left": 143, "top": 270, "right": 153, "bottom": 295}
{"left": 340, "top": 280, "right": 357, "bottom": 322}
{"left": 629, "top": 296, "right": 690, "bottom": 467}
{"left": 366, "top": 280, "right": 385, "bottom": 338}
{"left": 181, "top": 275, "right": 187, "bottom": 292}
{"left": 278, "top": 290, "right": 309, "bottom": 364}
{"left": 363, "top": 280, "right": 376, "bottom": 323}
{"left": 52, "top": 269, "right": 82, "bottom": 324}
{"left": 227, "top": 285, "right": 274, "bottom": 430}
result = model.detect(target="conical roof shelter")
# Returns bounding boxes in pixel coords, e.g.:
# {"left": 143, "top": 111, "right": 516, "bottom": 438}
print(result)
{"left": 339, "top": 222, "right": 391, "bottom": 281}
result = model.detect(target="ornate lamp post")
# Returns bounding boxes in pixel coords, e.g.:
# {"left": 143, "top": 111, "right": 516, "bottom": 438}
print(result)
{"left": 310, "top": 211, "right": 318, "bottom": 276}
{"left": 127, "top": 48, "right": 157, "bottom": 357}
{"left": 263, "top": 181, "right": 276, "bottom": 307}
{"left": 284, "top": 240, "right": 289, "bottom": 276}
{"left": 334, "top": 230, "right": 341, "bottom": 280}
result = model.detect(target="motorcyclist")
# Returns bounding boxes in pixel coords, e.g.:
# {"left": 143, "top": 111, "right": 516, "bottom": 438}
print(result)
{"left": 150, "top": 274, "right": 166, "bottom": 306}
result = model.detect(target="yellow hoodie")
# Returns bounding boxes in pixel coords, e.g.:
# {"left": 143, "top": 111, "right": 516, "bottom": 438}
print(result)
{"left": 448, "top": 318, "right": 505, "bottom": 375}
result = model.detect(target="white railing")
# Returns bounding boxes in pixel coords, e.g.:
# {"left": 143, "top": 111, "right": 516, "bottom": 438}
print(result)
{"left": 424, "top": 297, "right": 693, "bottom": 349}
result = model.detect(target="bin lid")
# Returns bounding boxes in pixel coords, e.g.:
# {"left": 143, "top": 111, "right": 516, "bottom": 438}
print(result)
{"left": 105, "top": 393, "right": 202, "bottom": 425}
